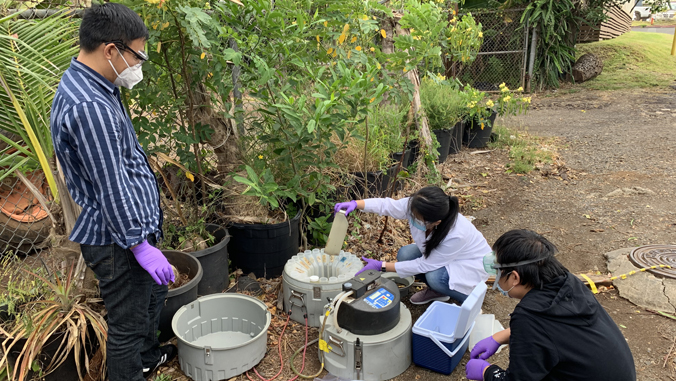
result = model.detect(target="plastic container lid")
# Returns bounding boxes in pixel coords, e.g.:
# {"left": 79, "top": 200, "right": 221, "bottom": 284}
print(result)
{"left": 412, "top": 282, "right": 487, "bottom": 343}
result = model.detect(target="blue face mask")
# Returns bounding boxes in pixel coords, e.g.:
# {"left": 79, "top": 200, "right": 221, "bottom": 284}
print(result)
{"left": 496, "top": 271, "right": 515, "bottom": 297}
{"left": 409, "top": 217, "right": 427, "bottom": 232}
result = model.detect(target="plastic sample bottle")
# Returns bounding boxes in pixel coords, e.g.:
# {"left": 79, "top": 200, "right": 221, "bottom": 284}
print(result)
{"left": 325, "top": 210, "right": 348, "bottom": 256}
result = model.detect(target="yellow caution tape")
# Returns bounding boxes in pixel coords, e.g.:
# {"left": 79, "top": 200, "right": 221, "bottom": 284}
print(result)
{"left": 609, "top": 265, "right": 672, "bottom": 281}
{"left": 580, "top": 274, "right": 598, "bottom": 294}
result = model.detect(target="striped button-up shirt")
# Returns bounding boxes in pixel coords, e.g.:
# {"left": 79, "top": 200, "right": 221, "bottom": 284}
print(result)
{"left": 50, "top": 58, "right": 162, "bottom": 249}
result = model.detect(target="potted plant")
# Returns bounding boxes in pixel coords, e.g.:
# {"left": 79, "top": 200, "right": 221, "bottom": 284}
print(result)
{"left": 461, "top": 85, "right": 494, "bottom": 148}
{"left": 420, "top": 78, "right": 466, "bottom": 161}
{"left": 0, "top": 263, "right": 107, "bottom": 381}
{"left": 160, "top": 215, "right": 229, "bottom": 296}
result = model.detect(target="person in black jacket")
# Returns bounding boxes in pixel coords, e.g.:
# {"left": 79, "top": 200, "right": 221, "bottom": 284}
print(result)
{"left": 466, "top": 229, "right": 636, "bottom": 381}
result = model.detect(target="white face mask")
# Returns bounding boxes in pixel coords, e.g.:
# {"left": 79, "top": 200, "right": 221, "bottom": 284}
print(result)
{"left": 108, "top": 46, "right": 143, "bottom": 89}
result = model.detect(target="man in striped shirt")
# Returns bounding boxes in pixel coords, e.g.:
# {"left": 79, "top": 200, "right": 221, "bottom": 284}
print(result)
{"left": 50, "top": 4, "right": 176, "bottom": 380}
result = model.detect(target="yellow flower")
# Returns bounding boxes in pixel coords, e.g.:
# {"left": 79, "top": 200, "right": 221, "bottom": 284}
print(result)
{"left": 186, "top": 172, "right": 195, "bottom": 182}
{"left": 450, "top": 17, "right": 456, "bottom": 23}
{"left": 331, "top": 62, "right": 337, "bottom": 66}
{"left": 467, "top": 27, "right": 472, "bottom": 32}
{"left": 499, "top": 82, "right": 506, "bottom": 88}
{"left": 362, "top": 15, "right": 368, "bottom": 21}
{"left": 501, "top": 86, "right": 509, "bottom": 92}
{"left": 486, "top": 100, "right": 494, "bottom": 108}
{"left": 373, "top": 16, "right": 377, "bottom": 20}
{"left": 410, "top": 28, "right": 415, "bottom": 34}
{"left": 324, "top": 21, "right": 328, "bottom": 27}
{"left": 355, "top": 46, "right": 362, "bottom": 51}
{"left": 347, "top": 50, "right": 351, "bottom": 59}
{"left": 503, "top": 96, "right": 511, "bottom": 102}
{"left": 458, "top": 40, "right": 462, "bottom": 45}
{"left": 403, "top": 68, "right": 408, "bottom": 73}
{"left": 151, "top": 21, "right": 159, "bottom": 29}
{"left": 478, "top": 31, "right": 483, "bottom": 38}
{"left": 343, "top": 23, "right": 350, "bottom": 33}
{"left": 332, "top": 51, "right": 337, "bottom": 57}
{"left": 161, "top": 22, "right": 170, "bottom": 30}
{"left": 376, "top": 62, "right": 382, "bottom": 70}
{"left": 381, "top": 29, "right": 386, "bottom": 38}
{"left": 351, "top": 36, "right": 357, "bottom": 43}
{"left": 452, "top": 9, "right": 456, "bottom": 15}
{"left": 480, "top": 123, "right": 485, "bottom": 130}
{"left": 327, "top": 48, "right": 333, "bottom": 54}
{"left": 200, "top": 52, "right": 206, "bottom": 59}
{"left": 338, "top": 33, "right": 347, "bottom": 45}
{"left": 292, "top": 21, "right": 297, "bottom": 25}
{"left": 370, "top": 77, "right": 374, "bottom": 82}
{"left": 316, "top": 35, "right": 320, "bottom": 43}
{"left": 369, "top": 97, "right": 375, "bottom": 103}
{"left": 517, "top": 86, "right": 524, "bottom": 92}
{"left": 370, "top": 47, "right": 375, "bottom": 52}
{"left": 467, "top": 103, "right": 473, "bottom": 108}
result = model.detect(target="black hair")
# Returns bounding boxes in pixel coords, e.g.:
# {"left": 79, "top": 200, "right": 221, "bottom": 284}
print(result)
{"left": 493, "top": 229, "right": 568, "bottom": 289}
{"left": 409, "top": 186, "right": 459, "bottom": 258}
{"left": 79, "top": 3, "right": 149, "bottom": 53}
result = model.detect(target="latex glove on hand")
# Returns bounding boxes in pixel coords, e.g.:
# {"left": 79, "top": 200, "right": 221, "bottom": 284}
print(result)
{"left": 334, "top": 200, "right": 357, "bottom": 216}
{"left": 130, "top": 240, "right": 175, "bottom": 285}
{"left": 470, "top": 336, "right": 501, "bottom": 360}
{"left": 355, "top": 256, "right": 382, "bottom": 276}
{"left": 466, "top": 359, "right": 491, "bottom": 381}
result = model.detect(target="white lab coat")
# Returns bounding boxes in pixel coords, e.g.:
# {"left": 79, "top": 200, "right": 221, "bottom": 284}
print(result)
{"left": 362, "top": 197, "right": 491, "bottom": 295}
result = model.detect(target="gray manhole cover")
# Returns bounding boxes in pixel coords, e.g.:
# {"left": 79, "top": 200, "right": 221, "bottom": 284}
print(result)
{"left": 629, "top": 245, "right": 676, "bottom": 279}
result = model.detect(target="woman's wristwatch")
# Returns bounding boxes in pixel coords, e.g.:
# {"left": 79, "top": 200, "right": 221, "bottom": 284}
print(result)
{"left": 382, "top": 262, "right": 387, "bottom": 272}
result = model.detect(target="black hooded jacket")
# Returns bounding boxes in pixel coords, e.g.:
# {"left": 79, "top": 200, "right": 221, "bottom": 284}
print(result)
{"left": 484, "top": 272, "right": 636, "bottom": 381}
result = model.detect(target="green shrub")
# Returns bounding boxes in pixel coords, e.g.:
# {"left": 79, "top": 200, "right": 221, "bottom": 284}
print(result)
{"left": 420, "top": 80, "right": 465, "bottom": 130}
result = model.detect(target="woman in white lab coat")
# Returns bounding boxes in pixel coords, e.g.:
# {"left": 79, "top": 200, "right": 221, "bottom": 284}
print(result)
{"left": 334, "top": 186, "right": 491, "bottom": 304}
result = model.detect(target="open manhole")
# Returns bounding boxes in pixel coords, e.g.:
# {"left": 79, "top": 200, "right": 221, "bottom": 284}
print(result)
{"left": 629, "top": 245, "right": 676, "bottom": 279}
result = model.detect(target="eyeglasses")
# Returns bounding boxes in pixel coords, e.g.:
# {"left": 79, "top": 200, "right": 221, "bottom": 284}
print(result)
{"left": 105, "top": 41, "right": 149, "bottom": 63}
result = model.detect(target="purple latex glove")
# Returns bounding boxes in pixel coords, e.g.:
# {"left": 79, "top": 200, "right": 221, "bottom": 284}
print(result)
{"left": 334, "top": 200, "right": 358, "bottom": 216}
{"left": 466, "top": 359, "right": 491, "bottom": 381}
{"left": 470, "top": 336, "right": 501, "bottom": 360}
{"left": 355, "top": 257, "right": 382, "bottom": 276}
{"left": 130, "top": 240, "right": 175, "bottom": 285}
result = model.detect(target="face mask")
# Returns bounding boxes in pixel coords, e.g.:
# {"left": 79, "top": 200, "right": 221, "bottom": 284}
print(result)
{"left": 496, "top": 271, "right": 515, "bottom": 297}
{"left": 409, "top": 217, "right": 426, "bottom": 232}
{"left": 108, "top": 47, "right": 143, "bottom": 89}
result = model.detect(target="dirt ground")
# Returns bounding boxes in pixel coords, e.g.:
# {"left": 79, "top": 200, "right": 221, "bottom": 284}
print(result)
{"left": 156, "top": 87, "right": 676, "bottom": 381}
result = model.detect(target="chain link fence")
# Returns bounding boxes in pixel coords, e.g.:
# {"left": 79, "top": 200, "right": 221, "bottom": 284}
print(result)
{"left": 455, "top": 8, "right": 529, "bottom": 92}
{"left": 0, "top": 155, "right": 52, "bottom": 257}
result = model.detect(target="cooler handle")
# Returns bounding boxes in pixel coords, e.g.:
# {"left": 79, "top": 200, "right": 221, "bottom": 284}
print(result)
{"left": 429, "top": 321, "right": 475, "bottom": 358}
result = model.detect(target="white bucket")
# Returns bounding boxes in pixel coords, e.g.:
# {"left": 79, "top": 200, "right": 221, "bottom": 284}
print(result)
{"left": 468, "top": 314, "right": 507, "bottom": 354}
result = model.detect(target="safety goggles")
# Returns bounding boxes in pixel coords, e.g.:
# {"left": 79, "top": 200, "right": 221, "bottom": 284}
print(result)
{"left": 105, "top": 40, "right": 149, "bottom": 63}
{"left": 484, "top": 252, "right": 549, "bottom": 290}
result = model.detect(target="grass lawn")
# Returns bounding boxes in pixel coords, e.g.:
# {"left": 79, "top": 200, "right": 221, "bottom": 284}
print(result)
{"left": 575, "top": 31, "right": 676, "bottom": 90}
{"left": 632, "top": 20, "right": 676, "bottom": 27}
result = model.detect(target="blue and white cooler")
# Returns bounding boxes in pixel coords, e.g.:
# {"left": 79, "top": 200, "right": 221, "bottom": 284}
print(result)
{"left": 411, "top": 282, "right": 488, "bottom": 374}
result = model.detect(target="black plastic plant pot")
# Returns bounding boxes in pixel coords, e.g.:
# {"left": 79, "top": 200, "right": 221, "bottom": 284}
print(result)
{"left": 408, "top": 140, "right": 419, "bottom": 166}
{"left": 349, "top": 171, "right": 386, "bottom": 198}
{"left": 227, "top": 208, "right": 302, "bottom": 279}
{"left": 448, "top": 121, "right": 464, "bottom": 155}
{"left": 465, "top": 110, "right": 498, "bottom": 149}
{"left": 189, "top": 224, "right": 229, "bottom": 296}
{"left": 0, "top": 303, "right": 14, "bottom": 323}
{"left": 432, "top": 128, "right": 452, "bottom": 163}
{"left": 381, "top": 165, "right": 404, "bottom": 195}
{"left": 390, "top": 148, "right": 412, "bottom": 169}
{"left": 2, "top": 326, "right": 99, "bottom": 380}
{"left": 159, "top": 250, "right": 203, "bottom": 342}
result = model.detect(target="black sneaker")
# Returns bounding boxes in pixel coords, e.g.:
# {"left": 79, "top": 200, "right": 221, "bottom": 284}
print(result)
{"left": 143, "top": 344, "right": 177, "bottom": 378}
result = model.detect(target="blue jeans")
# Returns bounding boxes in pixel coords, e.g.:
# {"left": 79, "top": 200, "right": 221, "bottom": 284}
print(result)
{"left": 80, "top": 234, "right": 167, "bottom": 381}
{"left": 397, "top": 244, "right": 469, "bottom": 303}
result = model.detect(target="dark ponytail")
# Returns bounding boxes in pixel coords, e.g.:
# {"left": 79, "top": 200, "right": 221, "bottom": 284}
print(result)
{"left": 409, "top": 186, "right": 459, "bottom": 258}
